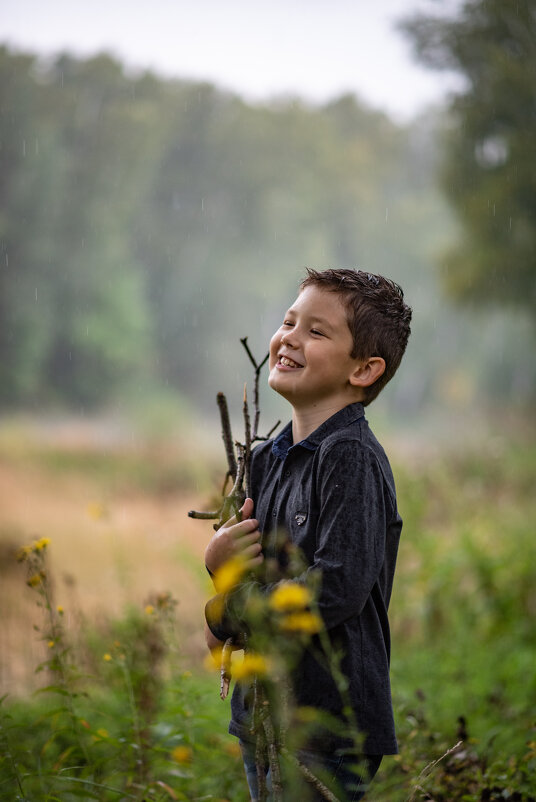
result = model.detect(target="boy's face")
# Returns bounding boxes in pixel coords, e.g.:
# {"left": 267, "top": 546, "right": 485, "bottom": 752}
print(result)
{"left": 268, "top": 285, "right": 364, "bottom": 412}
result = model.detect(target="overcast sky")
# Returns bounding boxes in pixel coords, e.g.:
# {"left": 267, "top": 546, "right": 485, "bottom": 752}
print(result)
{"left": 1, "top": 0, "right": 461, "bottom": 122}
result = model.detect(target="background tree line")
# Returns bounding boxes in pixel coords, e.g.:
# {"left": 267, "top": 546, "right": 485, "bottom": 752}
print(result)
{"left": 1, "top": 0, "right": 534, "bottom": 432}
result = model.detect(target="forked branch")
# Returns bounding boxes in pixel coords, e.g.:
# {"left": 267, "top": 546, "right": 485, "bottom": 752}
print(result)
{"left": 188, "top": 338, "right": 279, "bottom": 528}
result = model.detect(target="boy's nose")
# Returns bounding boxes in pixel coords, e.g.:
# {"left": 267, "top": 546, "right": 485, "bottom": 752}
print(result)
{"left": 281, "top": 332, "right": 298, "bottom": 348}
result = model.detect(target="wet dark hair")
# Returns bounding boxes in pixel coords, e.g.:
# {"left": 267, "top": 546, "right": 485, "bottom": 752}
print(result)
{"left": 300, "top": 268, "right": 412, "bottom": 405}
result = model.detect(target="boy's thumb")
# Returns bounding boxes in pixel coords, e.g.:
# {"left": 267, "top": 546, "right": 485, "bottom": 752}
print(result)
{"left": 240, "top": 497, "right": 254, "bottom": 518}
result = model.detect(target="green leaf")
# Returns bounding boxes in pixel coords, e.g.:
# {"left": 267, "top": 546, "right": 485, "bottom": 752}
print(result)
{"left": 33, "top": 685, "right": 70, "bottom": 697}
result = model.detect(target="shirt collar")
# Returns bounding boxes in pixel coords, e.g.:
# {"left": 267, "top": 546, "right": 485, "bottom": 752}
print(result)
{"left": 272, "top": 402, "right": 365, "bottom": 459}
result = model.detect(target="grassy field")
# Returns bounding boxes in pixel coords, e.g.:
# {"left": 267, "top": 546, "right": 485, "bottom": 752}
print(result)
{"left": 0, "top": 417, "right": 535, "bottom": 801}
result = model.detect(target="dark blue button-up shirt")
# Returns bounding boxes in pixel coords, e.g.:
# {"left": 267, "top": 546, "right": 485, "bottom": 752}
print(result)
{"left": 206, "top": 402, "right": 401, "bottom": 755}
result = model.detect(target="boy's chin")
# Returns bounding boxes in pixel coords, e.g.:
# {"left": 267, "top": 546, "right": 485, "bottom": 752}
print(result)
{"left": 268, "top": 374, "right": 293, "bottom": 401}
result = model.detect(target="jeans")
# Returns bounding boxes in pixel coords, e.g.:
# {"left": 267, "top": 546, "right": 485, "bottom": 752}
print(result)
{"left": 239, "top": 739, "right": 382, "bottom": 802}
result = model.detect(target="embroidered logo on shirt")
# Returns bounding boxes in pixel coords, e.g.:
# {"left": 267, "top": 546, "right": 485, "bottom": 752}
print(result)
{"left": 294, "top": 512, "right": 307, "bottom": 526}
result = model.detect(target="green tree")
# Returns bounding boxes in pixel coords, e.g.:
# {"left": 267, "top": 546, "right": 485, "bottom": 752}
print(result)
{"left": 3, "top": 45, "right": 483, "bottom": 415}
{"left": 400, "top": 0, "right": 536, "bottom": 312}
{"left": 0, "top": 49, "right": 153, "bottom": 407}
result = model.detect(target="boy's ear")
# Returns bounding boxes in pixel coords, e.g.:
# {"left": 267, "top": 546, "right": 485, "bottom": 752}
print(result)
{"left": 349, "top": 357, "right": 386, "bottom": 388}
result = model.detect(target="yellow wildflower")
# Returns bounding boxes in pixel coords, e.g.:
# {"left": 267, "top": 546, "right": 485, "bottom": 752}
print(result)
{"left": 34, "top": 537, "right": 51, "bottom": 551}
{"left": 156, "top": 591, "right": 173, "bottom": 608}
{"left": 207, "top": 593, "right": 224, "bottom": 621}
{"left": 279, "top": 612, "right": 323, "bottom": 634}
{"left": 57, "top": 605, "right": 64, "bottom": 615}
{"left": 232, "top": 653, "right": 269, "bottom": 681}
{"left": 213, "top": 556, "right": 247, "bottom": 594}
{"left": 103, "top": 653, "right": 112, "bottom": 662}
{"left": 171, "top": 745, "right": 193, "bottom": 764}
{"left": 269, "top": 582, "right": 312, "bottom": 612}
{"left": 27, "top": 573, "right": 42, "bottom": 587}
{"left": 295, "top": 706, "right": 319, "bottom": 723}
{"left": 16, "top": 544, "right": 33, "bottom": 562}
{"left": 87, "top": 502, "right": 106, "bottom": 520}
{"left": 203, "top": 645, "right": 233, "bottom": 674}
{"left": 48, "top": 640, "right": 55, "bottom": 649}
{"left": 203, "top": 647, "right": 223, "bottom": 672}
{"left": 525, "top": 741, "right": 536, "bottom": 760}
{"left": 224, "top": 740, "right": 242, "bottom": 758}
{"left": 145, "top": 605, "right": 155, "bottom": 615}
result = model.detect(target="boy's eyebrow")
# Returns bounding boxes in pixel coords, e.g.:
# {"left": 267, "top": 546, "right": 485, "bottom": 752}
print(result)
{"left": 285, "top": 308, "right": 336, "bottom": 332}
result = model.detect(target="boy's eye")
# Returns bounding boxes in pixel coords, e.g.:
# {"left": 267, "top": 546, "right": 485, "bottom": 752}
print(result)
{"left": 311, "top": 329, "right": 324, "bottom": 336}
{"left": 283, "top": 320, "right": 294, "bottom": 327}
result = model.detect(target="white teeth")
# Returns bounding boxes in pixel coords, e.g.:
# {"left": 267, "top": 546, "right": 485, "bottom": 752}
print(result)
{"left": 280, "top": 356, "right": 302, "bottom": 368}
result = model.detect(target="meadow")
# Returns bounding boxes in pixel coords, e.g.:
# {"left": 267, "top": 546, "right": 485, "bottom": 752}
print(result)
{"left": 0, "top": 416, "right": 535, "bottom": 801}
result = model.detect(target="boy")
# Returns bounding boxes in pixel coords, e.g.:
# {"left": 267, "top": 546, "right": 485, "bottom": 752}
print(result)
{"left": 204, "top": 268, "right": 412, "bottom": 800}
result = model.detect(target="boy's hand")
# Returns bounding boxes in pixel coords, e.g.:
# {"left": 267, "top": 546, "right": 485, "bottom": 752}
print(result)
{"left": 204, "top": 497, "right": 263, "bottom": 575}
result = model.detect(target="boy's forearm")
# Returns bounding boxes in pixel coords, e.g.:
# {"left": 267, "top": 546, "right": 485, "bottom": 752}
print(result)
{"left": 204, "top": 620, "right": 224, "bottom": 651}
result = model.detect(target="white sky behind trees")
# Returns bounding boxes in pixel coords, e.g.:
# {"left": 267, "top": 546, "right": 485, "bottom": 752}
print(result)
{"left": 1, "top": 0, "right": 462, "bottom": 122}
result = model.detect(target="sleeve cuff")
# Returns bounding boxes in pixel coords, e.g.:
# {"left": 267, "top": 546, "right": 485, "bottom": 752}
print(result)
{"left": 205, "top": 594, "right": 237, "bottom": 642}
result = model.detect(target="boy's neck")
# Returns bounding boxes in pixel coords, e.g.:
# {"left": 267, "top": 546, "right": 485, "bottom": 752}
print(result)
{"left": 291, "top": 400, "right": 359, "bottom": 443}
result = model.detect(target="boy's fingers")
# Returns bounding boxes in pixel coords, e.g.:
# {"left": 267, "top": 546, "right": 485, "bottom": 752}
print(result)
{"left": 244, "top": 542, "right": 263, "bottom": 558}
{"left": 246, "top": 553, "right": 264, "bottom": 568}
{"left": 234, "top": 530, "right": 262, "bottom": 547}
{"left": 223, "top": 497, "right": 254, "bottom": 528}
{"left": 230, "top": 519, "right": 259, "bottom": 538}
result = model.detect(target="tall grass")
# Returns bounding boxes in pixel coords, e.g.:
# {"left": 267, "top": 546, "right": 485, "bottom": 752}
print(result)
{"left": 0, "top": 426, "right": 535, "bottom": 800}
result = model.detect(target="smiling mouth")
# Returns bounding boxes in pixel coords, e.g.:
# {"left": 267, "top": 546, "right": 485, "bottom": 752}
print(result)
{"left": 278, "top": 356, "right": 303, "bottom": 368}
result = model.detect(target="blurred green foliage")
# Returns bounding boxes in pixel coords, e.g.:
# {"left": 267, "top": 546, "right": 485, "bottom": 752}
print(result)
{"left": 401, "top": 0, "right": 536, "bottom": 313}
{"left": 2, "top": 44, "right": 533, "bottom": 424}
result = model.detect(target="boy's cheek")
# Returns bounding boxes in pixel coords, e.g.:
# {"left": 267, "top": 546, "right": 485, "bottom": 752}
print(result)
{"left": 268, "top": 333, "right": 280, "bottom": 367}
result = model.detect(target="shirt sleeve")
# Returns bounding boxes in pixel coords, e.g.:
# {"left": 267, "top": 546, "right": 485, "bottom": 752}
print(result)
{"left": 205, "top": 586, "right": 257, "bottom": 643}
{"left": 307, "top": 440, "right": 391, "bottom": 629}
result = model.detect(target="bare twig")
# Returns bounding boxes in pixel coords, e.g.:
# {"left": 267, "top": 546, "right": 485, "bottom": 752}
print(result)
{"left": 243, "top": 384, "right": 252, "bottom": 497}
{"left": 220, "top": 638, "right": 234, "bottom": 701}
{"left": 187, "top": 510, "right": 220, "bottom": 520}
{"left": 262, "top": 706, "right": 283, "bottom": 801}
{"left": 407, "top": 741, "right": 463, "bottom": 802}
{"left": 188, "top": 390, "right": 238, "bottom": 523}
{"left": 188, "top": 339, "right": 276, "bottom": 523}
{"left": 254, "top": 679, "right": 269, "bottom": 802}
{"left": 239, "top": 336, "right": 258, "bottom": 369}
{"left": 257, "top": 419, "right": 281, "bottom": 442}
{"left": 217, "top": 391, "right": 237, "bottom": 480}
{"left": 282, "top": 749, "right": 342, "bottom": 802}
{"left": 240, "top": 337, "right": 269, "bottom": 440}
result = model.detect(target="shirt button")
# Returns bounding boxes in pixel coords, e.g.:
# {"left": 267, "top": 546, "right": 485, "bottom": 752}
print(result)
{"left": 272, "top": 511, "right": 277, "bottom": 517}
{"left": 285, "top": 470, "right": 291, "bottom": 478}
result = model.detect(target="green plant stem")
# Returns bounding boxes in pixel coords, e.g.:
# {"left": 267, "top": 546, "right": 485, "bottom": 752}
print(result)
{"left": 0, "top": 705, "right": 26, "bottom": 799}
{"left": 34, "top": 772, "right": 140, "bottom": 799}
{"left": 282, "top": 749, "right": 341, "bottom": 802}
{"left": 120, "top": 661, "right": 145, "bottom": 785}
{"left": 38, "top": 557, "right": 92, "bottom": 767}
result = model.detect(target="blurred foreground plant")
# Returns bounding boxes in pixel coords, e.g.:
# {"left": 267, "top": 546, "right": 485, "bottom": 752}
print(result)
{"left": 16, "top": 536, "right": 93, "bottom": 768}
{"left": 4, "top": 538, "right": 240, "bottom": 801}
